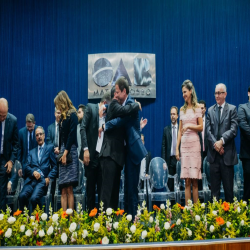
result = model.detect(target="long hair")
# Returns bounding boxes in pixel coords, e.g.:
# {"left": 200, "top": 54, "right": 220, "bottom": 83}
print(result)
{"left": 54, "top": 90, "right": 77, "bottom": 120}
{"left": 181, "top": 80, "right": 198, "bottom": 113}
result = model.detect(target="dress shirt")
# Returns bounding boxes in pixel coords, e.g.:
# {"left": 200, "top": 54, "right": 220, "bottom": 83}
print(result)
{"left": 170, "top": 124, "right": 178, "bottom": 156}
{"left": 37, "top": 143, "right": 45, "bottom": 159}
{"left": 55, "top": 121, "right": 59, "bottom": 147}
{"left": 96, "top": 115, "right": 105, "bottom": 153}
{"left": 0, "top": 120, "right": 5, "bottom": 154}
{"left": 202, "top": 117, "right": 205, "bottom": 151}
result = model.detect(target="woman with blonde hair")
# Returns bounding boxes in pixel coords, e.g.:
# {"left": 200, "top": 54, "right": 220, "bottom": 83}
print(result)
{"left": 176, "top": 80, "right": 203, "bottom": 205}
{"left": 54, "top": 90, "right": 78, "bottom": 210}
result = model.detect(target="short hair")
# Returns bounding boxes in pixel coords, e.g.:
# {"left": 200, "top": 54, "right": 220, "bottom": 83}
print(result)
{"left": 198, "top": 100, "right": 206, "bottom": 108}
{"left": 111, "top": 86, "right": 116, "bottom": 99}
{"left": 216, "top": 83, "right": 227, "bottom": 92}
{"left": 78, "top": 104, "right": 86, "bottom": 112}
{"left": 170, "top": 106, "right": 178, "bottom": 115}
{"left": 101, "top": 92, "right": 111, "bottom": 103}
{"left": 115, "top": 77, "right": 129, "bottom": 94}
{"left": 36, "top": 126, "right": 45, "bottom": 134}
{"left": 26, "top": 113, "right": 35, "bottom": 123}
{"left": 248, "top": 86, "right": 250, "bottom": 92}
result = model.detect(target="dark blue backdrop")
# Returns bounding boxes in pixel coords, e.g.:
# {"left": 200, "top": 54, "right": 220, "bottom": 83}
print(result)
{"left": 1, "top": 0, "right": 250, "bottom": 157}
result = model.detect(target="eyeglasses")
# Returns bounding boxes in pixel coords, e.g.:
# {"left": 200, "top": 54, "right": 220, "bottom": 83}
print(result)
{"left": 35, "top": 133, "right": 44, "bottom": 137}
{"left": 214, "top": 92, "right": 225, "bottom": 96}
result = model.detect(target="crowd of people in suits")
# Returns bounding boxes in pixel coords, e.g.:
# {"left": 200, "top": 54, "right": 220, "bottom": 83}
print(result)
{"left": 0, "top": 79, "right": 250, "bottom": 217}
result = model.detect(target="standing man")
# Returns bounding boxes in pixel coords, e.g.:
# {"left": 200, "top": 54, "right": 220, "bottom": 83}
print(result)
{"left": 0, "top": 98, "right": 19, "bottom": 210}
{"left": 18, "top": 114, "right": 37, "bottom": 177}
{"left": 80, "top": 93, "right": 111, "bottom": 211}
{"left": 238, "top": 86, "right": 250, "bottom": 202}
{"left": 161, "top": 106, "right": 178, "bottom": 191}
{"left": 206, "top": 83, "right": 238, "bottom": 202}
{"left": 77, "top": 104, "right": 85, "bottom": 158}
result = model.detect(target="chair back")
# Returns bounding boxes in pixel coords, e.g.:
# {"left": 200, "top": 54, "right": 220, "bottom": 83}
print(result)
{"left": 203, "top": 157, "right": 211, "bottom": 186}
{"left": 149, "top": 157, "right": 168, "bottom": 190}
{"left": 176, "top": 161, "right": 185, "bottom": 188}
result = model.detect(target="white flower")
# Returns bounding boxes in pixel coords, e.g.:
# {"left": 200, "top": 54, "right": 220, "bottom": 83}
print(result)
{"left": 7, "top": 216, "right": 16, "bottom": 224}
{"left": 240, "top": 220, "right": 245, "bottom": 226}
{"left": 195, "top": 215, "right": 201, "bottom": 221}
{"left": 106, "top": 208, "right": 112, "bottom": 216}
{"left": 210, "top": 225, "right": 215, "bottom": 233}
{"left": 94, "top": 222, "right": 100, "bottom": 232}
{"left": 102, "top": 236, "right": 109, "bottom": 244}
{"left": 166, "top": 199, "right": 171, "bottom": 208}
{"left": 141, "top": 230, "right": 147, "bottom": 239}
{"left": 25, "top": 229, "right": 32, "bottom": 237}
{"left": 149, "top": 216, "right": 154, "bottom": 223}
{"left": 176, "top": 219, "right": 181, "bottom": 225}
{"left": 52, "top": 214, "right": 59, "bottom": 222}
{"left": 66, "top": 208, "right": 73, "bottom": 215}
{"left": 137, "top": 210, "right": 141, "bottom": 216}
{"left": 39, "top": 229, "right": 45, "bottom": 238}
{"left": 69, "top": 222, "right": 77, "bottom": 232}
{"left": 155, "top": 219, "right": 159, "bottom": 225}
{"left": 187, "top": 199, "right": 193, "bottom": 207}
{"left": 126, "top": 214, "right": 132, "bottom": 221}
{"left": 61, "top": 233, "right": 67, "bottom": 244}
{"left": 113, "top": 222, "right": 119, "bottom": 229}
{"left": 0, "top": 214, "right": 4, "bottom": 220}
{"left": 72, "top": 232, "right": 77, "bottom": 239}
{"left": 47, "top": 226, "right": 54, "bottom": 235}
{"left": 20, "top": 225, "right": 25, "bottom": 232}
{"left": 187, "top": 228, "right": 192, "bottom": 236}
{"left": 201, "top": 203, "right": 205, "bottom": 209}
{"left": 212, "top": 211, "right": 217, "bottom": 216}
{"left": 5, "top": 228, "right": 12, "bottom": 238}
{"left": 164, "top": 222, "right": 170, "bottom": 230}
{"left": 226, "top": 221, "right": 231, "bottom": 228}
{"left": 41, "top": 213, "right": 48, "bottom": 221}
{"left": 30, "top": 216, "right": 35, "bottom": 221}
{"left": 160, "top": 204, "right": 165, "bottom": 210}
{"left": 125, "top": 234, "right": 132, "bottom": 243}
{"left": 82, "top": 229, "right": 88, "bottom": 238}
{"left": 237, "top": 207, "right": 241, "bottom": 213}
{"left": 243, "top": 201, "right": 247, "bottom": 206}
{"left": 130, "top": 225, "right": 136, "bottom": 234}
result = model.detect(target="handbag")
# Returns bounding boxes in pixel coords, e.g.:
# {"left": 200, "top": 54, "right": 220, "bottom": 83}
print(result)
{"left": 57, "top": 152, "right": 73, "bottom": 164}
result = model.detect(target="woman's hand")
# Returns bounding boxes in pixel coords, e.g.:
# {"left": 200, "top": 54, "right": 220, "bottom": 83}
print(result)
{"left": 181, "top": 125, "right": 189, "bottom": 135}
{"left": 61, "top": 152, "right": 67, "bottom": 165}
{"left": 176, "top": 148, "right": 180, "bottom": 161}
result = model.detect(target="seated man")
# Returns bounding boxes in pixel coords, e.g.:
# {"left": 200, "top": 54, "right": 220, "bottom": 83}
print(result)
{"left": 19, "top": 126, "right": 57, "bottom": 211}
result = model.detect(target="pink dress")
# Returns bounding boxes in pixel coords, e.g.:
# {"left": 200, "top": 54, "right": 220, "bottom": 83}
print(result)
{"left": 180, "top": 107, "right": 202, "bottom": 179}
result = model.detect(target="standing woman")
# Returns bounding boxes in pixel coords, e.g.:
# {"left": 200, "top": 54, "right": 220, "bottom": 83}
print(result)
{"left": 176, "top": 80, "right": 203, "bottom": 205}
{"left": 54, "top": 90, "right": 78, "bottom": 210}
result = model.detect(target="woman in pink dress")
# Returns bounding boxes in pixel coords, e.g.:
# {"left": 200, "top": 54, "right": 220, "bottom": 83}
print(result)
{"left": 176, "top": 80, "right": 203, "bottom": 205}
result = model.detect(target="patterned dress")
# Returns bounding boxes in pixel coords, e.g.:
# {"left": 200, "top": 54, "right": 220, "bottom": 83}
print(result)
{"left": 180, "top": 107, "right": 202, "bottom": 179}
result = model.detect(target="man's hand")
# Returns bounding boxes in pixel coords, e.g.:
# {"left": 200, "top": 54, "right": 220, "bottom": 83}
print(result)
{"left": 140, "top": 117, "right": 148, "bottom": 130}
{"left": 84, "top": 150, "right": 90, "bottom": 166}
{"left": 99, "top": 105, "right": 106, "bottom": 118}
{"left": 219, "top": 147, "right": 225, "bottom": 155}
{"left": 98, "top": 126, "right": 103, "bottom": 138}
{"left": 18, "top": 169, "right": 23, "bottom": 177}
{"left": 45, "top": 178, "right": 50, "bottom": 186}
{"left": 135, "top": 99, "right": 142, "bottom": 111}
{"left": 7, "top": 182, "right": 12, "bottom": 194}
{"left": 4, "top": 161, "right": 13, "bottom": 174}
{"left": 54, "top": 147, "right": 60, "bottom": 154}
{"left": 33, "top": 171, "right": 41, "bottom": 180}
{"left": 214, "top": 140, "right": 223, "bottom": 152}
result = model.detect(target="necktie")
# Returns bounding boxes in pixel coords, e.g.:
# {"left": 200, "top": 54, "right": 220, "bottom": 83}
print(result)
{"left": 217, "top": 106, "right": 222, "bottom": 140}
{"left": 29, "top": 131, "right": 32, "bottom": 154}
{"left": 0, "top": 122, "right": 2, "bottom": 154}
{"left": 172, "top": 126, "right": 176, "bottom": 155}
{"left": 54, "top": 123, "right": 59, "bottom": 147}
{"left": 38, "top": 146, "right": 43, "bottom": 163}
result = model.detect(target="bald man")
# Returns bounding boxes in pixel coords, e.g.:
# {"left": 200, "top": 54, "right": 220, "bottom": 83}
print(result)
{"left": 0, "top": 98, "right": 19, "bottom": 211}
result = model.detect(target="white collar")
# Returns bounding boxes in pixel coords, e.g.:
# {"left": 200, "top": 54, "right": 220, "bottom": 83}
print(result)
{"left": 218, "top": 102, "right": 225, "bottom": 108}
{"left": 39, "top": 143, "right": 45, "bottom": 149}
{"left": 122, "top": 96, "right": 128, "bottom": 106}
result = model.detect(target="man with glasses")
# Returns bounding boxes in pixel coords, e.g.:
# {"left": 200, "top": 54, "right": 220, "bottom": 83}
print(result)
{"left": 18, "top": 126, "right": 57, "bottom": 211}
{"left": 206, "top": 83, "right": 238, "bottom": 202}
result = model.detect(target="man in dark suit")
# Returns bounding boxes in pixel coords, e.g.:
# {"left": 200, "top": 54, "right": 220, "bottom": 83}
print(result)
{"left": 18, "top": 114, "right": 38, "bottom": 178}
{"left": 80, "top": 92, "right": 111, "bottom": 211}
{"left": 99, "top": 86, "right": 141, "bottom": 210}
{"left": 238, "top": 86, "right": 250, "bottom": 202}
{"left": 0, "top": 98, "right": 19, "bottom": 211}
{"left": 46, "top": 108, "right": 61, "bottom": 155}
{"left": 77, "top": 104, "right": 85, "bottom": 158}
{"left": 104, "top": 78, "right": 147, "bottom": 218}
{"left": 18, "top": 126, "right": 57, "bottom": 210}
{"left": 161, "top": 106, "right": 178, "bottom": 191}
{"left": 206, "top": 83, "right": 238, "bottom": 202}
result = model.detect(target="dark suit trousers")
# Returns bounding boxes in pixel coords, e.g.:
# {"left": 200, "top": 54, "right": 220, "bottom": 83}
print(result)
{"left": 242, "top": 159, "right": 250, "bottom": 202}
{"left": 167, "top": 156, "right": 177, "bottom": 192}
{"left": 210, "top": 153, "right": 234, "bottom": 203}
{"left": 100, "top": 157, "right": 121, "bottom": 211}
{"left": 0, "top": 156, "right": 8, "bottom": 211}
{"left": 124, "top": 156, "right": 140, "bottom": 218}
{"left": 84, "top": 151, "right": 102, "bottom": 211}
{"left": 18, "top": 178, "right": 47, "bottom": 211}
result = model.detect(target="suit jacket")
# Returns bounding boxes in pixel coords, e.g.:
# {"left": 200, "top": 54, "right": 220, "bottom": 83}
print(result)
{"left": 46, "top": 122, "right": 56, "bottom": 146}
{"left": 145, "top": 151, "right": 152, "bottom": 174}
{"left": 24, "top": 143, "right": 57, "bottom": 186}
{"left": 18, "top": 125, "right": 38, "bottom": 167}
{"left": 238, "top": 102, "right": 250, "bottom": 159}
{"left": 100, "top": 99, "right": 140, "bottom": 167}
{"left": 2, "top": 113, "right": 19, "bottom": 163}
{"left": 206, "top": 102, "right": 238, "bottom": 166}
{"left": 77, "top": 123, "right": 82, "bottom": 157}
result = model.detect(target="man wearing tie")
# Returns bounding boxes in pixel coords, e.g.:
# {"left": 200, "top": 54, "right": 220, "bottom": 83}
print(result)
{"left": 0, "top": 98, "right": 19, "bottom": 211}
{"left": 19, "top": 126, "right": 57, "bottom": 210}
{"left": 77, "top": 104, "right": 85, "bottom": 158}
{"left": 161, "top": 106, "right": 178, "bottom": 191}
{"left": 46, "top": 108, "right": 61, "bottom": 155}
{"left": 18, "top": 114, "right": 37, "bottom": 178}
{"left": 206, "top": 83, "right": 238, "bottom": 202}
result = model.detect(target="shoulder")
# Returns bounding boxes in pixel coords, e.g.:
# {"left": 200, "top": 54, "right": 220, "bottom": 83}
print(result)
{"left": 19, "top": 126, "right": 26, "bottom": 134}
{"left": 45, "top": 143, "right": 54, "bottom": 151}
{"left": 48, "top": 123, "right": 55, "bottom": 129}
{"left": 207, "top": 104, "right": 216, "bottom": 112}
{"left": 227, "top": 103, "right": 236, "bottom": 110}
{"left": 29, "top": 147, "right": 37, "bottom": 155}
{"left": 7, "top": 112, "right": 17, "bottom": 123}
{"left": 238, "top": 103, "right": 248, "bottom": 110}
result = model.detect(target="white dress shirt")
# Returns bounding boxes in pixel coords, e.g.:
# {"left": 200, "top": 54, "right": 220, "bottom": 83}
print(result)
{"left": 170, "top": 124, "right": 178, "bottom": 156}
{"left": 218, "top": 102, "right": 226, "bottom": 144}
{"left": 0, "top": 120, "right": 5, "bottom": 154}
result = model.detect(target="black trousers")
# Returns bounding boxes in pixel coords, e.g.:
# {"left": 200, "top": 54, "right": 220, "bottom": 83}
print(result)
{"left": 242, "top": 159, "right": 250, "bottom": 202}
{"left": 210, "top": 153, "right": 234, "bottom": 203}
{"left": 100, "top": 156, "right": 121, "bottom": 211}
{"left": 0, "top": 156, "right": 8, "bottom": 211}
{"left": 167, "top": 156, "right": 177, "bottom": 191}
{"left": 84, "top": 151, "right": 102, "bottom": 211}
